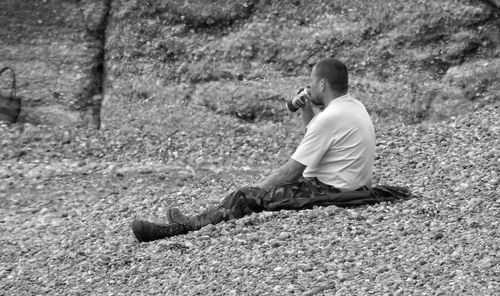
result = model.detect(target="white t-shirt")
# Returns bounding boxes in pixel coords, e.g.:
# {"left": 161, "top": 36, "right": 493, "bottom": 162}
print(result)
{"left": 291, "top": 94, "right": 375, "bottom": 191}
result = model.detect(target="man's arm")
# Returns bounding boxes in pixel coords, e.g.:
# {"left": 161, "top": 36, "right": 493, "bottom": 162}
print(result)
{"left": 301, "top": 100, "right": 315, "bottom": 127}
{"left": 256, "top": 158, "right": 306, "bottom": 188}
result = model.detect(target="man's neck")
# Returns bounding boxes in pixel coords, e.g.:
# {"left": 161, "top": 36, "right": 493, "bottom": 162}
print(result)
{"left": 323, "top": 91, "right": 348, "bottom": 107}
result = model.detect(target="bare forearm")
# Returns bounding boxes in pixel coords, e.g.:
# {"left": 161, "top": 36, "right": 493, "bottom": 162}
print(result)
{"left": 256, "top": 159, "right": 305, "bottom": 188}
{"left": 258, "top": 169, "right": 296, "bottom": 188}
{"left": 301, "top": 103, "right": 315, "bottom": 127}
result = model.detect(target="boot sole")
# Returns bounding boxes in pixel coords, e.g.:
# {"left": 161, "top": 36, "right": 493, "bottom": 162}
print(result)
{"left": 131, "top": 220, "right": 147, "bottom": 242}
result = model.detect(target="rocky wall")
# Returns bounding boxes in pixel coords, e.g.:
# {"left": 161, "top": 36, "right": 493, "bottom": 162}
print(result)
{"left": 0, "top": 0, "right": 109, "bottom": 127}
{"left": 1, "top": 0, "right": 499, "bottom": 129}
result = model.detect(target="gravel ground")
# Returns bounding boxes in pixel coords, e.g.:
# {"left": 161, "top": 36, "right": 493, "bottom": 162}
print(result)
{"left": 0, "top": 103, "right": 499, "bottom": 295}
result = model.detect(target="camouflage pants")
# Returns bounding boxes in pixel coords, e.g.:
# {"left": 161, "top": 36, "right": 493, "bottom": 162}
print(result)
{"left": 188, "top": 178, "right": 412, "bottom": 230}
{"left": 220, "top": 177, "right": 343, "bottom": 218}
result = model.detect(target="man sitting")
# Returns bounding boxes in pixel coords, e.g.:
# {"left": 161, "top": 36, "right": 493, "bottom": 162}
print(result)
{"left": 131, "top": 58, "right": 412, "bottom": 242}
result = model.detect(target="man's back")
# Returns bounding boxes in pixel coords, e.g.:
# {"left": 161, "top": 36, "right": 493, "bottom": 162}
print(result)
{"left": 292, "top": 94, "right": 375, "bottom": 191}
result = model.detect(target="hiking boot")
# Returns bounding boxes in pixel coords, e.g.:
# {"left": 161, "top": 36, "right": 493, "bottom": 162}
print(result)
{"left": 131, "top": 220, "right": 192, "bottom": 242}
{"left": 167, "top": 206, "right": 232, "bottom": 230}
{"left": 166, "top": 208, "right": 190, "bottom": 225}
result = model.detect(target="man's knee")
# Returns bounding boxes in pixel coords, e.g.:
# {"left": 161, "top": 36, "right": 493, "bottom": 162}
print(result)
{"left": 222, "top": 186, "right": 266, "bottom": 212}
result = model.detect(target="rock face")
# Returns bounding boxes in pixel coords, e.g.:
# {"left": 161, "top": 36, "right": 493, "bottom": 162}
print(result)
{"left": 0, "top": 67, "right": 21, "bottom": 123}
{"left": 0, "top": 0, "right": 109, "bottom": 127}
{"left": 102, "top": 0, "right": 500, "bottom": 131}
{"left": 1, "top": 0, "right": 500, "bottom": 128}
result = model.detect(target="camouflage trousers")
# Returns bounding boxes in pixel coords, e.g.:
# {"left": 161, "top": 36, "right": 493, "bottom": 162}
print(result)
{"left": 187, "top": 177, "right": 413, "bottom": 230}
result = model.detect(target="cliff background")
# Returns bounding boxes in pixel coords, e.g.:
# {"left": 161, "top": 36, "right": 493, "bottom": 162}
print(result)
{"left": 1, "top": 0, "right": 499, "bottom": 129}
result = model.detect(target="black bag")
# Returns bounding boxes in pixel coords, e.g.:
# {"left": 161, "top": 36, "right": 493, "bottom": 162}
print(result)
{"left": 0, "top": 67, "right": 22, "bottom": 123}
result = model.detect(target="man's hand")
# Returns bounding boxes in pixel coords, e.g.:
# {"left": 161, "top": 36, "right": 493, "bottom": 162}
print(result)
{"left": 255, "top": 158, "right": 306, "bottom": 188}
{"left": 286, "top": 86, "right": 311, "bottom": 112}
{"left": 293, "top": 96, "right": 308, "bottom": 109}
{"left": 293, "top": 87, "right": 309, "bottom": 109}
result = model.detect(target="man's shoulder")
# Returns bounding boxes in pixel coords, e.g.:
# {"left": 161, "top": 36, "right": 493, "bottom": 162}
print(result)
{"left": 332, "top": 94, "right": 364, "bottom": 108}
{"left": 330, "top": 95, "right": 370, "bottom": 117}
{"left": 305, "top": 108, "right": 342, "bottom": 135}
{"left": 314, "top": 100, "right": 347, "bottom": 122}
{"left": 311, "top": 95, "right": 371, "bottom": 129}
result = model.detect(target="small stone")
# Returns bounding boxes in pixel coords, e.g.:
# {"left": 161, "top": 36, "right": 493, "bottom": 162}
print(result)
{"left": 278, "top": 232, "right": 291, "bottom": 240}
{"left": 236, "top": 220, "right": 246, "bottom": 228}
{"left": 433, "top": 232, "right": 444, "bottom": 240}
{"left": 299, "top": 263, "right": 313, "bottom": 272}
{"left": 247, "top": 233, "right": 260, "bottom": 242}
{"left": 478, "top": 257, "right": 499, "bottom": 269}
{"left": 337, "top": 272, "right": 351, "bottom": 281}
{"left": 269, "top": 239, "right": 280, "bottom": 248}
{"left": 454, "top": 270, "right": 465, "bottom": 279}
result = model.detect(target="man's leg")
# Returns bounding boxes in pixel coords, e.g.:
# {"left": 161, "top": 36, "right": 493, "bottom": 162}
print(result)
{"left": 167, "top": 180, "right": 414, "bottom": 227}
{"left": 260, "top": 177, "right": 338, "bottom": 211}
{"left": 132, "top": 186, "right": 270, "bottom": 242}
{"left": 167, "top": 185, "right": 269, "bottom": 229}
{"left": 132, "top": 179, "right": 414, "bottom": 242}
{"left": 131, "top": 178, "right": 341, "bottom": 242}
{"left": 168, "top": 178, "right": 336, "bottom": 229}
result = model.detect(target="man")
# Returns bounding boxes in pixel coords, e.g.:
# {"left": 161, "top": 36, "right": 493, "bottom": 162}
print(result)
{"left": 131, "top": 58, "right": 412, "bottom": 242}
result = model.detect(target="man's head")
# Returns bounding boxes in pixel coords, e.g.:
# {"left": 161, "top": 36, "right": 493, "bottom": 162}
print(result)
{"left": 309, "top": 58, "right": 348, "bottom": 106}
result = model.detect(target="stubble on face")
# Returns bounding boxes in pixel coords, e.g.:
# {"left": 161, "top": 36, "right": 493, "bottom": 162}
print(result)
{"left": 309, "top": 67, "right": 324, "bottom": 108}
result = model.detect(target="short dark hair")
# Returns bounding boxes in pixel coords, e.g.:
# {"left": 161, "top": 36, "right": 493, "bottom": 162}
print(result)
{"left": 314, "top": 58, "right": 348, "bottom": 93}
